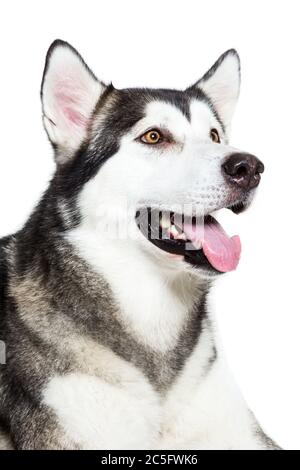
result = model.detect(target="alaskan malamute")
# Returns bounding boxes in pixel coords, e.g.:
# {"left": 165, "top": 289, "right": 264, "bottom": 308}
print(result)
{"left": 0, "top": 40, "right": 279, "bottom": 450}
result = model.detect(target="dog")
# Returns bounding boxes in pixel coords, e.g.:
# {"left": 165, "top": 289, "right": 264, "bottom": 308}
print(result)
{"left": 0, "top": 40, "right": 280, "bottom": 450}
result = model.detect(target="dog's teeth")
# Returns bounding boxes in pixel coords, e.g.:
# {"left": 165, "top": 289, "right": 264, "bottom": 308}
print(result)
{"left": 193, "top": 240, "right": 202, "bottom": 250}
{"left": 160, "top": 216, "right": 171, "bottom": 229}
{"left": 177, "top": 233, "right": 187, "bottom": 241}
{"left": 169, "top": 225, "right": 179, "bottom": 238}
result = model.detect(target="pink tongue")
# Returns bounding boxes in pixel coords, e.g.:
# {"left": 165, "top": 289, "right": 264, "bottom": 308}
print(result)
{"left": 183, "top": 218, "right": 241, "bottom": 273}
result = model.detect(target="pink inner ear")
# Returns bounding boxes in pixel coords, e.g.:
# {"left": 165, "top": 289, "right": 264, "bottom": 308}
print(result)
{"left": 55, "top": 87, "right": 88, "bottom": 129}
{"left": 64, "top": 105, "right": 88, "bottom": 128}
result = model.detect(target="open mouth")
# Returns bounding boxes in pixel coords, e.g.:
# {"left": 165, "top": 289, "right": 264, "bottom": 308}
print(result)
{"left": 136, "top": 204, "right": 245, "bottom": 273}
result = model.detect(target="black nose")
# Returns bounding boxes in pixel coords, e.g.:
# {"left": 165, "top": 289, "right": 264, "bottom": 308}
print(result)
{"left": 222, "top": 153, "right": 264, "bottom": 190}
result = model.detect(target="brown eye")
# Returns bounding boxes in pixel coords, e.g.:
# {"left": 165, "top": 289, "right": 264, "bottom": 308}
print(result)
{"left": 140, "top": 129, "right": 162, "bottom": 144}
{"left": 210, "top": 128, "right": 220, "bottom": 143}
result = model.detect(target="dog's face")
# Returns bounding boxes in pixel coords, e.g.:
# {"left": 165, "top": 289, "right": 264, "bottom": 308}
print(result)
{"left": 41, "top": 41, "right": 264, "bottom": 277}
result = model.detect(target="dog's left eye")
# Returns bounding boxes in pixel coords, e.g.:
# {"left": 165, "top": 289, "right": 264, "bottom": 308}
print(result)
{"left": 210, "top": 129, "right": 221, "bottom": 143}
{"left": 140, "top": 129, "right": 162, "bottom": 145}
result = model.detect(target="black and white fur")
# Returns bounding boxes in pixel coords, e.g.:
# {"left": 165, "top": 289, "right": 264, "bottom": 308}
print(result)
{"left": 0, "top": 41, "right": 280, "bottom": 450}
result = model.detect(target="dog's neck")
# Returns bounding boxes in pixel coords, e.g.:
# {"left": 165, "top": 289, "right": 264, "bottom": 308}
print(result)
{"left": 14, "top": 187, "right": 212, "bottom": 355}
{"left": 12, "top": 206, "right": 215, "bottom": 389}
{"left": 67, "top": 225, "right": 210, "bottom": 353}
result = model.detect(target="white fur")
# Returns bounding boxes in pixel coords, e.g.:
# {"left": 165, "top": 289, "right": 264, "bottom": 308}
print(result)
{"left": 74, "top": 100, "right": 238, "bottom": 223}
{"left": 43, "top": 326, "right": 264, "bottom": 449}
{"left": 68, "top": 232, "right": 189, "bottom": 351}
{"left": 44, "top": 371, "right": 161, "bottom": 450}
{"left": 160, "top": 349, "right": 262, "bottom": 449}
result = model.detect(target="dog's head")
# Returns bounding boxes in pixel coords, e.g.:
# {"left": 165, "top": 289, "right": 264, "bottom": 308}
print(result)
{"left": 41, "top": 40, "right": 264, "bottom": 277}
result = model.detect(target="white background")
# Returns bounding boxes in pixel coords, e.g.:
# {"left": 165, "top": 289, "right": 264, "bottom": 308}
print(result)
{"left": 0, "top": 0, "right": 299, "bottom": 450}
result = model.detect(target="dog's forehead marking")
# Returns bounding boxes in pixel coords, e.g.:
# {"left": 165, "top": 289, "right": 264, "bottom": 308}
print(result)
{"left": 136, "top": 98, "right": 221, "bottom": 138}
{"left": 137, "top": 100, "right": 191, "bottom": 136}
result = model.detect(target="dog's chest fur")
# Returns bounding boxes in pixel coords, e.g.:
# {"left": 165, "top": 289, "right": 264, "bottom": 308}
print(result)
{"left": 0, "top": 233, "right": 275, "bottom": 449}
{"left": 42, "top": 325, "right": 217, "bottom": 450}
{"left": 10, "top": 233, "right": 213, "bottom": 385}
{"left": 1, "top": 235, "right": 212, "bottom": 448}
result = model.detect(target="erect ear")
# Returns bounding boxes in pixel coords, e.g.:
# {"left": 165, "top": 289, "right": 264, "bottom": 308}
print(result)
{"left": 189, "top": 49, "right": 241, "bottom": 130}
{"left": 41, "top": 40, "right": 106, "bottom": 162}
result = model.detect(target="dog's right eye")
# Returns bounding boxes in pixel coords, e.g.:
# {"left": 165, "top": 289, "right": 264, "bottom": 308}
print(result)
{"left": 140, "top": 129, "right": 162, "bottom": 145}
